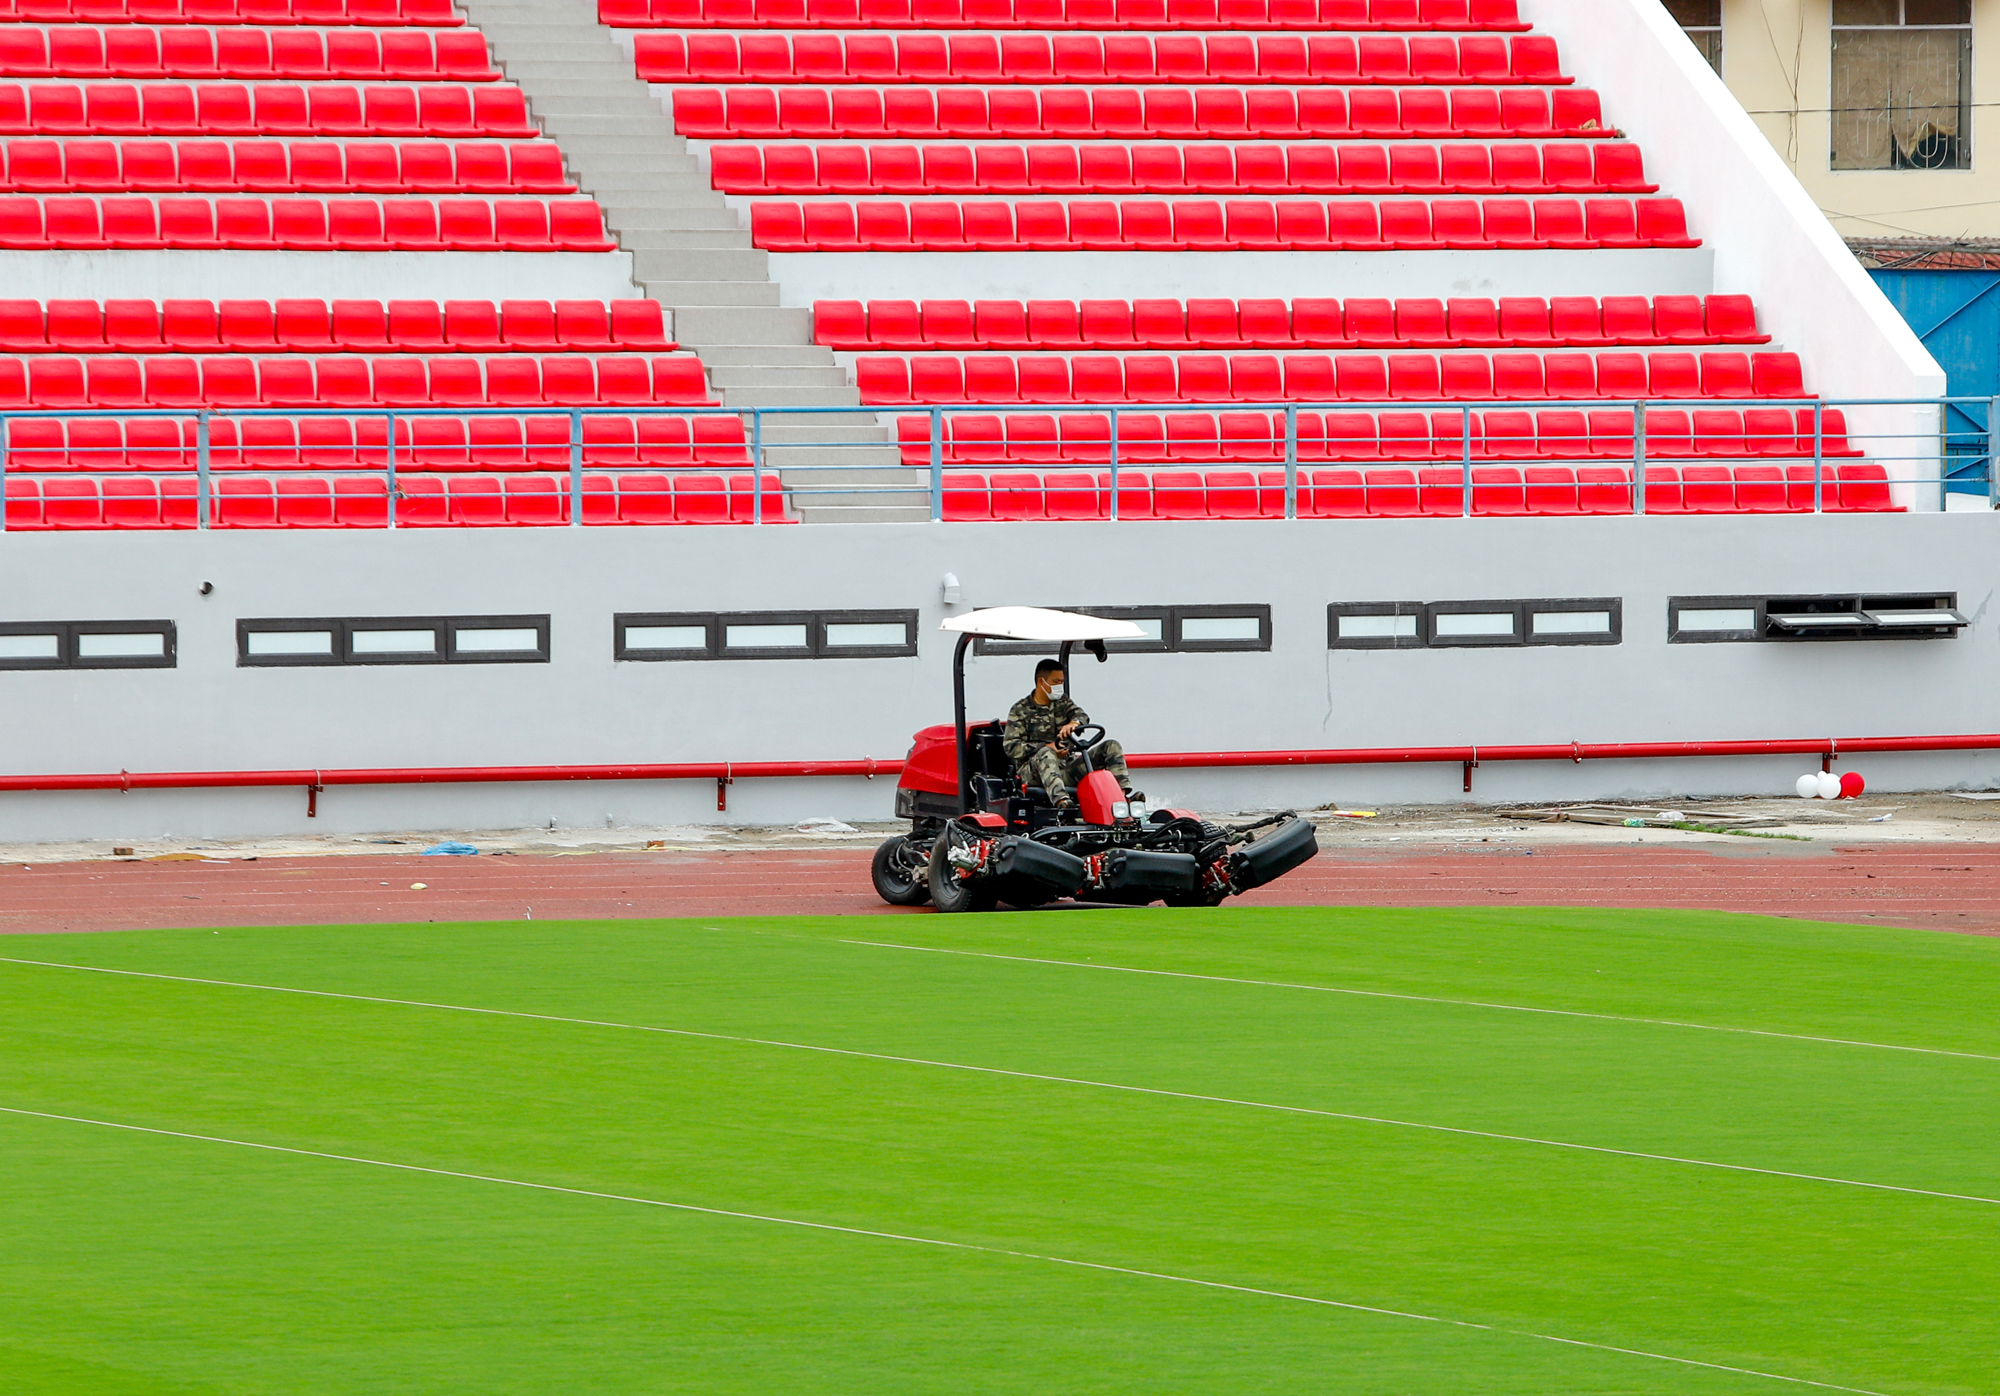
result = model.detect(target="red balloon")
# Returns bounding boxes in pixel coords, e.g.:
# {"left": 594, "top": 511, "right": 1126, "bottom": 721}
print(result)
{"left": 1839, "top": 771, "right": 1866, "bottom": 799}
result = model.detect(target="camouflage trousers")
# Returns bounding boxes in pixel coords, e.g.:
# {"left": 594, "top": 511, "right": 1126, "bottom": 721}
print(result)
{"left": 1020, "top": 739, "right": 1130, "bottom": 804}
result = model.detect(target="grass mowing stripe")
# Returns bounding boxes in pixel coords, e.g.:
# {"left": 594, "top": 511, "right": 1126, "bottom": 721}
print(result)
{"left": 10, "top": 954, "right": 1998, "bottom": 1211}
{"left": 0, "top": 1103, "right": 1898, "bottom": 1396}
{"left": 841, "top": 938, "right": 2000, "bottom": 1065}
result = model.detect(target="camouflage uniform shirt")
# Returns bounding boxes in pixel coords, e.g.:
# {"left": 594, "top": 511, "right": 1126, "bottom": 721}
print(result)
{"left": 1002, "top": 693, "right": 1088, "bottom": 764}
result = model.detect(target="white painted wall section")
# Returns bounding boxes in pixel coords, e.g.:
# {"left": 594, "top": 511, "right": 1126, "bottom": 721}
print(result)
{"left": 764, "top": 247, "right": 1717, "bottom": 305}
{"left": 0, "top": 249, "right": 642, "bottom": 302}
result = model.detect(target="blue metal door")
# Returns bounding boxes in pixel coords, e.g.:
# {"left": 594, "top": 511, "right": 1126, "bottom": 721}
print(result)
{"left": 1870, "top": 267, "right": 2000, "bottom": 495}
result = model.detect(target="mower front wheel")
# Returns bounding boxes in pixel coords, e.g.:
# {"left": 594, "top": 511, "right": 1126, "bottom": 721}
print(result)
{"left": 927, "top": 830, "right": 998, "bottom": 914}
{"left": 870, "top": 836, "right": 932, "bottom": 906}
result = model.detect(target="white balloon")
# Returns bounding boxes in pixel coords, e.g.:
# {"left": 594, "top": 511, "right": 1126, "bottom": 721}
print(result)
{"left": 1815, "top": 771, "right": 1842, "bottom": 800}
{"left": 1796, "top": 774, "right": 1821, "bottom": 799}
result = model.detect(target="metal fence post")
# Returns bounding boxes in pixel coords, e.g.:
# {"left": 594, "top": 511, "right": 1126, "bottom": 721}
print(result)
{"left": 0, "top": 416, "right": 8, "bottom": 534}
{"left": 1108, "top": 408, "right": 1120, "bottom": 521}
{"left": 196, "top": 411, "right": 211, "bottom": 529}
{"left": 1283, "top": 404, "right": 1298, "bottom": 520}
{"left": 1990, "top": 396, "right": 2000, "bottom": 509}
{"left": 384, "top": 410, "right": 397, "bottom": 528}
{"left": 569, "top": 409, "right": 583, "bottom": 527}
{"left": 928, "top": 406, "right": 943, "bottom": 521}
{"left": 1812, "top": 402, "right": 1825, "bottom": 513}
{"left": 1459, "top": 404, "right": 1471, "bottom": 517}
{"left": 751, "top": 408, "right": 764, "bottom": 524}
{"left": 1633, "top": 402, "right": 1647, "bottom": 515}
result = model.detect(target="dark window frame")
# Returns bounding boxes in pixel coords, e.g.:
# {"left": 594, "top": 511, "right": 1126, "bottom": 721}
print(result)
{"left": 614, "top": 610, "right": 920, "bottom": 661}
{"left": 1427, "top": 599, "right": 1527, "bottom": 649}
{"left": 1331, "top": 599, "right": 1622, "bottom": 651}
{"left": 0, "top": 619, "right": 176, "bottom": 671}
{"left": 237, "top": 616, "right": 551, "bottom": 668}
{"left": 974, "top": 605, "right": 1270, "bottom": 656}
{"left": 1524, "top": 597, "right": 1625, "bottom": 647}
{"left": 1171, "top": 604, "right": 1274, "bottom": 653}
{"left": 1327, "top": 602, "right": 1426, "bottom": 652}
{"left": 1670, "top": 592, "right": 1965, "bottom": 643}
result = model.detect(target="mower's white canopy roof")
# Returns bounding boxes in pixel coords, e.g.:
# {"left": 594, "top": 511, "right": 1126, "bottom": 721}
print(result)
{"left": 939, "top": 607, "right": 1148, "bottom": 643}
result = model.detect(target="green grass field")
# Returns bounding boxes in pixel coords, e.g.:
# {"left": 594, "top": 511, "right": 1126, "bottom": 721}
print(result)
{"left": 2, "top": 906, "right": 1997, "bottom": 1395}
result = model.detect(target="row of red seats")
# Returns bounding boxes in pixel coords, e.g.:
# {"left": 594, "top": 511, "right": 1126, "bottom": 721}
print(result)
{"left": 6, "top": 412, "right": 750, "bottom": 466}
{"left": 895, "top": 407, "right": 1859, "bottom": 462}
{"left": 672, "top": 83, "right": 1603, "bottom": 139}
{"left": 0, "top": 27, "right": 499, "bottom": 79}
{"left": 819, "top": 295, "right": 1766, "bottom": 351}
{"left": 935, "top": 464, "right": 1896, "bottom": 518}
{"left": 0, "top": 353, "right": 713, "bottom": 405}
{"left": 603, "top": 0, "right": 1530, "bottom": 32}
{"left": 0, "top": 136, "right": 569, "bottom": 191}
{"left": 5, "top": 472, "right": 797, "bottom": 527}
{"left": 0, "top": 298, "right": 673, "bottom": 353}
{"left": 637, "top": 32, "right": 1564, "bottom": 85}
{"left": 0, "top": 81, "right": 535, "bottom": 135}
{"left": 0, "top": 0, "right": 463, "bottom": 25}
{"left": 710, "top": 140, "right": 1651, "bottom": 196}
{"left": 752, "top": 195, "right": 1696, "bottom": 252}
{"left": 857, "top": 350, "right": 1805, "bottom": 404}
{"left": 0, "top": 192, "right": 615, "bottom": 247}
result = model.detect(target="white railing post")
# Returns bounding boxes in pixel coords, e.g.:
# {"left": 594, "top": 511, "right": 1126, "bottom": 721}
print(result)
{"left": 1283, "top": 404, "right": 1298, "bottom": 520}
{"left": 1990, "top": 397, "right": 2000, "bottom": 509}
{"left": 569, "top": 409, "right": 583, "bottom": 527}
{"left": 1107, "top": 408, "right": 1120, "bottom": 521}
{"left": 1459, "top": 405, "right": 1471, "bottom": 517}
{"left": 928, "top": 406, "right": 943, "bottom": 521}
{"left": 1633, "top": 402, "right": 1647, "bottom": 515}
{"left": 196, "top": 411, "right": 211, "bottom": 529}
{"left": 1812, "top": 402, "right": 1825, "bottom": 513}
{"left": 384, "top": 411, "right": 398, "bottom": 529}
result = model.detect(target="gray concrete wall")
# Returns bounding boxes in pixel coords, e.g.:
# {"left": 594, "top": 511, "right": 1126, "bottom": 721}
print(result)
{"left": 0, "top": 514, "right": 1996, "bottom": 840}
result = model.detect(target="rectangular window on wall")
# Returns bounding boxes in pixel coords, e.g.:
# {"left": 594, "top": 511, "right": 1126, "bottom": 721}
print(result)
{"left": 615, "top": 611, "right": 920, "bottom": 660}
{"left": 237, "top": 616, "right": 550, "bottom": 667}
{"left": 1832, "top": 0, "right": 1973, "bottom": 170}
{"left": 1667, "top": 0, "right": 1724, "bottom": 73}
{"left": 1669, "top": 593, "right": 1967, "bottom": 642}
{"left": 0, "top": 620, "right": 175, "bottom": 670}
{"left": 974, "top": 606, "right": 1271, "bottom": 655}
{"left": 1330, "top": 601, "right": 1621, "bottom": 650}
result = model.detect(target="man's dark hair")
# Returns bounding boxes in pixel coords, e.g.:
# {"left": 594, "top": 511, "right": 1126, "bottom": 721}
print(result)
{"left": 1035, "top": 658, "right": 1065, "bottom": 681}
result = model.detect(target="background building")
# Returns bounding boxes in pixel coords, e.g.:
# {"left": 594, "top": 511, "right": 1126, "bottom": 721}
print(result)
{"left": 1665, "top": 0, "right": 1991, "bottom": 241}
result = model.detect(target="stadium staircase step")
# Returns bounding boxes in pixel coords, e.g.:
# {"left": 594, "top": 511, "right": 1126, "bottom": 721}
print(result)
{"left": 458, "top": 0, "right": 929, "bottom": 520}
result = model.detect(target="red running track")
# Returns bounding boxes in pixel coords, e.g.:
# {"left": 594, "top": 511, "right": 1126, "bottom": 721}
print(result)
{"left": 4, "top": 842, "right": 2000, "bottom": 936}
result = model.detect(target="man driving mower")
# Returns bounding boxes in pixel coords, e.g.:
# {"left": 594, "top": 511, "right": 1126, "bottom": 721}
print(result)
{"left": 1002, "top": 658, "right": 1140, "bottom": 812}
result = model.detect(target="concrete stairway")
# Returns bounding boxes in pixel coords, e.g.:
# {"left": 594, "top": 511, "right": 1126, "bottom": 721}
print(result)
{"left": 455, "top": 0, "right": 927, "bottom": 522}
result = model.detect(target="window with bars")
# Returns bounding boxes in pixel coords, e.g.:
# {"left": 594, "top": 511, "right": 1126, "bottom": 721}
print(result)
{"left": 1666, "top": 0, "right": 1724, "bottom": 74}
{"left": 1832, "top": 0, "right": 1973, "bottom": 170}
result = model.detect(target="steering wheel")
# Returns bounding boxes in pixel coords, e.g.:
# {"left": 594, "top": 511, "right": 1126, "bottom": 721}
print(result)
{"left": 1065, "top": 724, "right": 1107, "bottom": 757}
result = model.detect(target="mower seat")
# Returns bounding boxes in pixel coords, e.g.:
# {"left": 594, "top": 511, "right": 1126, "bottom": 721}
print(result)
{"left": 1023, "top": 786, "right": 1053, "bottom": 805}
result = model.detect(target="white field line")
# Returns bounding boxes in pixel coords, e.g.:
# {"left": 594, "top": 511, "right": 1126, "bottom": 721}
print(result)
{"left": 0, "top": 1103, "right": 1893, "bottom": 1396}
{"left": 841, "top": 939, "right": 2000, "bottom": 1065}
{"left": 4, "top": 955, "right": 1998, "bottom": 1209}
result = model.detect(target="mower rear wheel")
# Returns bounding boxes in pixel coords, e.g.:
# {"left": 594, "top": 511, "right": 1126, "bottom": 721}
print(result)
{"left": 870, "top": 836, "right": 932, "bottom": 906}
{"left": 927, "top": 829, "right": 998, "bottom": 914}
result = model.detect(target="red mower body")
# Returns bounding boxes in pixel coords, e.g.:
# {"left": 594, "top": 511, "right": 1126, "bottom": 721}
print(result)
{"left": 1077, "top": 769, "right": 1123, "bottom": 825}
{"left": 900, "top": 724, "right": 960, "bottom": 796}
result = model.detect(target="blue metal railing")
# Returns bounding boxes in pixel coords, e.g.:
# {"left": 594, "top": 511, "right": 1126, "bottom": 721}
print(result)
{"left": 0, "top": 395, "right": 1978, "bottom": 529}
